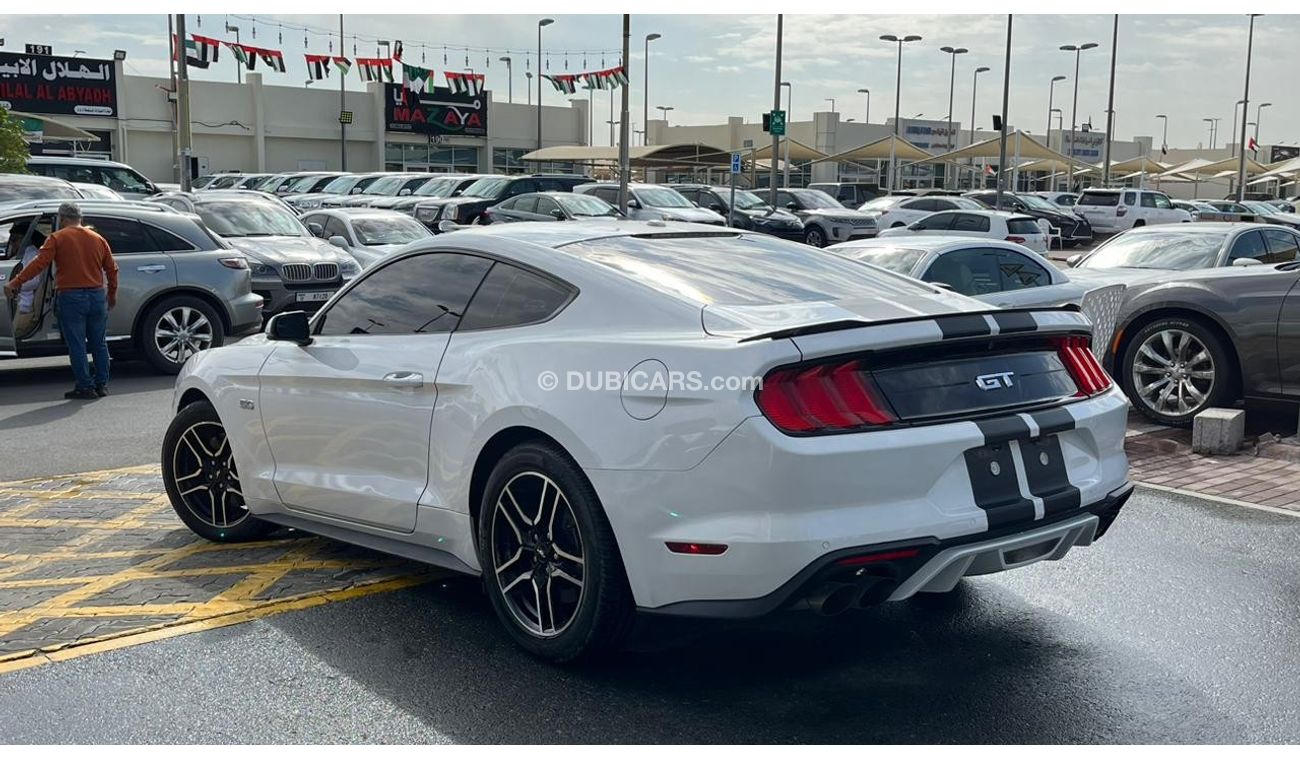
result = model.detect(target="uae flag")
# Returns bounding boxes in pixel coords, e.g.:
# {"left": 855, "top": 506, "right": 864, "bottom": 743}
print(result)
{"left": 306, "top": 54, "right": 332, "bottom": 82}
{"left": 333, "top": 56, "right": 352, "bottom": 77}
{"left": 403, "top": 63, "right": 433, "bottom": 94}
{"left": 228, "top": 42, "right": 252, "bottom": 69}
{"left": 604, "top": 65, "right": 629, "bottom": 87}
{"left": 175, "top": 34, "right": 221, "bottom": 69}
{"left": 543, "top": 74, "right": 577, "bottom": 94}
{"left": 259, "top": 48, "right": 287, "bottom": 73}
{"left": 357, "top": 57, "right": 393, "bottom": 83}
{"left": 580, "top": 72, "right": 602, "bottom": 90}
{"left": 1249, "top": 136, "right": 1259, "bottom": 154}
{"left": 445, "top": 71, "right": 485, "bottom": 97}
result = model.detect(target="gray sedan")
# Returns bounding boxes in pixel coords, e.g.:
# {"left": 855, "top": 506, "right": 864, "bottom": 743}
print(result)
{"left": 300, "top": 208, "right": 434, "bottom": 268}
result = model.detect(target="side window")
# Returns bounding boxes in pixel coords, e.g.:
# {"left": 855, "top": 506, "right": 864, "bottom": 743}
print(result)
{"left": 1227, "top": 231, "right": 1269, "bottom": 264}
{"left": 1153, "top": 194, "right": 1173, "bottom": 210}
{"left": 923, "top": 248, "right": 1002, "bottom": 296}
{"left": 995, "top": 250, "right": 1051, "bottom": 290}
{"left": 904, "top": 198, "right": 936, "bottom": 212}
{"left": 951, "top": 214, "right": 991, "bottom": 232}
{"left": 495, "top": 197, "right": 517, "bottom": 210}
{"left": 534, "top": 196, "right": 561, "bottom": 218}
{"left": 317, "top": 253, "right": 493, "bottom": 336}
{"left": 459, "top": 262, "right": 574, "bottom": 331}
{"left": 302, "top": 214, "right": 327, "bottom": 236}
{"left": 506, "top": 179, "right": 539, "bottom": 197}
{"left": 1260, "top": 229, "right": 1300, "bottom": 264}
{"left": 837, "top": 187, "right": 856, "bottom": 203}
{"left": 1123, "top": 192, "right": 1138, "bottom": 206}
{"left": 913, "top": 212, "right": 956, "bottom": 231}
{"left": 703, "top": 192, "right": 725, "bottom": 209}
{"left": 83, "top": 216, "right": 155, "bottom": 254}
{"left": 98, "top": 167, "right": 151, "bottom": 194}
{"left": 144, "top": 224, "right": 198, "bottom": 252}
{"left": 931, "top": 199, "right": 958, "bottom": 211}
{"left": 514, "top": 196, "right": 539, "bottom": 214}
{"left": 323, "top": 217, "right": 350, "bottom": 242}
{"left": 676, "top": 189, "right": 697, "bottom": 204}
{"left": 27, "top": 164, "right": 53, "bottom": 177}
{"left": 595, "top": 187, "right": 619, "bottom": 204}
{"left": 1140, "top": 193, "right": 1157, "bottom": 208}
{"left": 776, "top": 191, "right": 796, "bottom": 208}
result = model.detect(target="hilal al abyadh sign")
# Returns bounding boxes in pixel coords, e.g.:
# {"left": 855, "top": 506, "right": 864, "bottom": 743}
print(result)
{"left": 384, "top": 83, "right": 488, "bottom": 138}
{"left": 0, "top": 51, "right": 117, "bottom": 117}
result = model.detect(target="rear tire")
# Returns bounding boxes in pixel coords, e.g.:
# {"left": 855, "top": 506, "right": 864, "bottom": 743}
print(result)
{"left": 1120, "top": 316, "right": 1235, "bottom": 427}
{"left": 477, "top": 441, "right": 634, "bottom": 663}
{"left": 162, "top": 401, "right": 273, "bottom": 542}
{"left": 140, "top": 296, "right": 225, "bottom": 374}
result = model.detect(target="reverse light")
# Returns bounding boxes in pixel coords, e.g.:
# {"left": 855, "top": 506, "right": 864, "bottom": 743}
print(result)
{"left": 1053, "top": 335, "right": 1113, "bottom": 396}
{"left": 665, "top": 542, "right": 728, "bottom": 555}
{"left": 756, "top": 359, "right": 896, "bottom": 434}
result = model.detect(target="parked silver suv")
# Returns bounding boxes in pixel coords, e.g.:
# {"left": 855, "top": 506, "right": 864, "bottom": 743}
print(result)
{"left": 0, "top": 200, "right": 263, "bottom": 373}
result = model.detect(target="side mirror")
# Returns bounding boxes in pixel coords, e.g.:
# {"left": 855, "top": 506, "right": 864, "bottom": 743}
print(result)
{"left": 786, "top": 201, "right": 799, "bottom": 211}
{"left": 328, "top": 235, "right": 350, "bottom": 249}
{"left": 266, "top": 311, "right": 312, "bottom": 346}
{"left": 1066, "top": 254, "right": 1083, "bottom": 268}
{"left": 307, "top": 222, "right": 324, "bottom": 237}
{"left": 550, "top": 209, "right": 566, "bottom": 220}
{"left": 709, "top": 203, "right": 725, "bottom": 213}
{"left": 1232, "top": 257, "right": 1263, "bottom": 267}
{"left": 627, "top": 198, "right": 641, "bottom": 209}
{"left": 399, "top": 188, "right": 412, "bottom": 196}
{"left": 350, "top": 187, "right": 363, "bottom": 194}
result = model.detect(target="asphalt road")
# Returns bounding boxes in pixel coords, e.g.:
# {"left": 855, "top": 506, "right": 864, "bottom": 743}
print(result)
{"left": 1, "top": 489, "right": 1297, "bottom": 742}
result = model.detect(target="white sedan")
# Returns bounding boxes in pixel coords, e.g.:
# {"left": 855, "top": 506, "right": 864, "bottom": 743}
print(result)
{"left": 163, "top": 221, "right": 1133, "bottom": 662}
{"left": 300, "top": 207, "right": 435, "bottom": 268}
{"left": 877, "top": 209, "right": 1050, "bottom": 253}
{"left": 859, "top": 194, "right": 988, "bottom": 230}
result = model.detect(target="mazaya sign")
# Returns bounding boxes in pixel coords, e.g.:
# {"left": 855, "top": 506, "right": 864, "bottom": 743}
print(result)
{"left": 384, "top": 83, "right": 487, "bottom": 138}
{"left": 0, "top": 52, "right": 117, "bottom": 117}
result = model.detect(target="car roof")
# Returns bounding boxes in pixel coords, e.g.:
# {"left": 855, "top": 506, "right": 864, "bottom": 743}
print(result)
{"left": 316, "top": 207, "right": 418, "bottom": 217}
{"left": 1121, "top": 221, "right": 1269, "bottom": 233}
{"left": 440, "top": 219, "right": 727, "bottom": 249}
{"left": 0, "top": 173, "right": 76, "bottom": 185}
{"left": 832, "top": 236, "right": 1030, "bottom": 253}
{"left": 27, "top": 156, "right": 133, "bottom": 168}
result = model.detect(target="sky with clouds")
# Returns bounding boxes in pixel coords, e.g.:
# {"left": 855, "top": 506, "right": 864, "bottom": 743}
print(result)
{"left": 1, "top": 13, "right": 1293, "bottom": 149}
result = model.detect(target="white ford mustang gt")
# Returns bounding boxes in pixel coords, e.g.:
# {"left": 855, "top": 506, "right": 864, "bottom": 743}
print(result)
{"left": 164, "top": 220, "right": 1132, "bottom": 662}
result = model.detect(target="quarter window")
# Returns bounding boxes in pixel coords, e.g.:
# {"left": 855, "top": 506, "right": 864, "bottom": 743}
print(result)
{"left": 995, "top": 250, "right": 1051, "bottom": 289}
{"left": 83, "top": 216, "right": 156, "bottom": 254}
{"left": 145, "top": 225, "right": 197, "bottom": 252}
{"left": 923, "top": 248, "right": 1002, "bottom": 296}
{"left": 951, "top": 214, "right": 991, "bottom": 232}
{"left": 1260, "top": 229, "right": 1300, "bottom": 263}
{"left": 317, "top": 253, "right": 493, "bottom": 336}
{"left": 459, "top": 263, "right": 573, "bottom": 330}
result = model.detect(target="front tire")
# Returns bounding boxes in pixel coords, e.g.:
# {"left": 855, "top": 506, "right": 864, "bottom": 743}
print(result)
{"left": 477, "top": 441, "right": 633, "bottom": 663}
{"left": 140, "top": 296, "right": 225, "bottom": 374}
{"left": 1120, "top": 317, "right": 1235, "bottom": 427}
{"left": 804, "top": 225, "right": 827, "bottom": 248}
{"left": 162, "top": 401, "right": 273, "bottom": 542}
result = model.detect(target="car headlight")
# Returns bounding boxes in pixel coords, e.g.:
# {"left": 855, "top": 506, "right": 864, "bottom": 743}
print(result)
{"left": 339, "top": 258, "right": 361, "bottom": 279}
{"left": 249, "top": 261, "right": 277, "bottom": 277}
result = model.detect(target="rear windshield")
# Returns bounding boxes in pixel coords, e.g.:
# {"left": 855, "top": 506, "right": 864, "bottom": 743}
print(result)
{"left": 832, "top": 246, "right": 927, "bottom": 276}
{"left": 1077, "top": 191, "right": 1120, "bottom": 207}
{"left": 1006, "top": 218, "right": 1042, "bottom": 234}
{"left": 1081, "top": 230, "right": 1226, "bottom": 270}
{"left": 560, "top": 234, "right": 935, "bottom": 306}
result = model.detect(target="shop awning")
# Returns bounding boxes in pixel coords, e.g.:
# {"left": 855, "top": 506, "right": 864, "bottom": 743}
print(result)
{"left": 1106, "top": 156, "right": 1167, "bottom": 175}
{"left": 911, "top": 131, "right": 1082, "bottom": 168}
{"left": 819, "top": 135, "right": 931, "bottom": 163}
{"left": 747, "top": 138, "right": 828, "bottom": 162}
{"left": 1156, "top": 156, "right": 1268, "bottom": 179}
{"left": 8, "top": 110, "right": 99, "bottom": 143}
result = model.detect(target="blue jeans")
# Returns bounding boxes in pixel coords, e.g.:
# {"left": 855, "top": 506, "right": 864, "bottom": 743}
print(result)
{"left": 57, "top": 288, "right": 110, "bottom": 391}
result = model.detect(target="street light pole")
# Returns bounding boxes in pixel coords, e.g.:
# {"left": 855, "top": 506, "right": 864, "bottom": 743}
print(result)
{"left": 857, "top": 88, "right": 870, "bottom": 124}
{"left": 536, "top": 18, "right": 554, "bottom": 151}
{"left": 1230, "top": 100, "right": 1245, "bottom": 157}
{"left": 769, "top": 14, "right": 783, "bottom": 207}
{"left": 499, "top": 56, "right": 512, "bottom": 103}
{"left": 1236, "top": 13, "right": 1260, "bottom": 202}
{"left": 782, "top": 82, "right": 792, "bottom": 187}
{"left": 1156, "top": 114, "right": 1168, "bottom": 158}
{"left": 940, "top": 45, "right": 968, "bottom": 188}
{"left": 1255, "top": 102, "right": 1272, "bottom": 150}
{"left": 1046, "top": 75, "right": 1065, "bottom": 152}
{"left": 996, "top": 15, "right": 1012, "bottom": 210}
{"left": 643, "top": 33, "right": 660, "bottom": 148}
{"left": 1102, "top": 15, "right": 1118, "bottom": 187}
{"left": 225, "top": 23, "right": 242, "bottom": 85}
{"left": 881, "top": 33, "right": 922, "bottom": 192}
{"left": 337, "top": 14, "right": 346, "bottom": 172}
{"left": 619, "top": 14, "right": 631, "bottom": 212}
{"left": 967, "top": 68, "right": 988, "bottom": 190}
{"left": 656, "top": 105, "right": 673, "bottom": 123}
{"left": 1060, "top": 42, "right": 1098, "bottom": 167}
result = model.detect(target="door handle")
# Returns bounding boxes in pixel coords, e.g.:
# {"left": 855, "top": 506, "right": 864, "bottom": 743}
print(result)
{"left": 136, "top": 264, "right": 167, "bottom": 273}
{"left": 381, "top": 371, "right": 423, "bottom": 388}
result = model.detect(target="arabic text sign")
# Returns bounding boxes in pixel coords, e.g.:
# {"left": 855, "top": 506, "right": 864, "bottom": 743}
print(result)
{"left": 384, "top": 84, "right": 487, "bottom": 138}
{"left": 0, "top": 52, "right": 117, "bottom": 117}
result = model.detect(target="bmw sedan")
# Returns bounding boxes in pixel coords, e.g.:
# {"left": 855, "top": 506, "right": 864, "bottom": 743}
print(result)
{"left": 164, "top": 222, "right": 1132, "bottom": 662}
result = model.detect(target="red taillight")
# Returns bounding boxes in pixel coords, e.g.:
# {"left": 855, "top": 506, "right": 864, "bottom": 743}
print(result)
{"left": 1053, "top": 335, "right": 1112, "bottom": 396}
{"left": 665, "top": 542, "right": 728, "bottom": 555}
{"left": 218, "top": 256, "right": 248, "bottom": 269}
{"left": 835, "top": 548, "right": 921, "bottom": 567}
{"left": 1005, "top": 235, "right": 1026, "bottom": 244}
{"left": 1116, "top": 206, "right": 1128, "bottom": 217}
{"left": 756, "top": 360, "right": 896, "bottom": 434}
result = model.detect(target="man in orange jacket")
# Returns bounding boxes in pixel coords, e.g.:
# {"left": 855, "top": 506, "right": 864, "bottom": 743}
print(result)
{"left": 4, "top": 202, "right": 118, "bottom": 399}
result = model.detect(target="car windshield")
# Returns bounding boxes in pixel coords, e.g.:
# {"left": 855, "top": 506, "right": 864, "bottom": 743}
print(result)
{"left": 196, "top": 200, "right": 307, "bottom": 237}
{"left": 413, "top": 178, "right": 455, "bottom": 197}
{"left": 463, "top": 177, "right": 510, "bottom": 198}
{"left": 286, "top": 175, "right": 326, "bottom": 193}
{"left": 834, "top": 245, "right": 927, "bottom": 276}
{"left": 861, "top": 196, "right": 905, "bottom": 211}
{"left": 635, "top": 187, "right": 693, "bottom": 208}
{"left": 1018, "top": 194, "right": 1059, "bottom": 211}
{"left": 731, "top": 190, "right": 770, "bottom": 210}
{"left": 1081, "top": 230, "right": 1227, "bottom": 270}
{"left": 320, "top": 175, "right": 364, "bottom": 194}
{"left": 208, "top": 175, "right": 244, "bottom": 189}
{"left": 1244, "top": 201, "right": 1279, "bottom": 215}
{"left": 0, "top": 180, "right": 77, "bottom": 201}
{"left": 362, "top": 176, "right": 407, "bottom": 195}
{"left": 558, "top": 194, "right": 620, "bottom": 217}
{"left": 791, "top": 189, "right": 841, "bottom": 209}
{"left": 352, "top": 216, "right": 431, "bottom": 246}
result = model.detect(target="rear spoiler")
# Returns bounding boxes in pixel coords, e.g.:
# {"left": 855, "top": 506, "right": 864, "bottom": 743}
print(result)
{"left": 739, "top": 304, "right": 1084, "bottom": 344}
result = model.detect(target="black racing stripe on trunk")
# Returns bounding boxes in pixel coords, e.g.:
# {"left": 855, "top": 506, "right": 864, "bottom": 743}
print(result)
{"left": 973, "top": 415, "right": 1032, "bottom": 445}
{"left": 991, "top": 311, "right": 1037, "bottom": 334}
{"left": 1031, "top": 407, "right": 1077, "bottom": 436}
{"left": 1019, "top": 435, "right": 1082, "bottom": 517}
{"left": 964, "top": 443, "right": 1036, "bottom": 528}
{"left": 935, "top": 314, "right": 991, "bottom": 340}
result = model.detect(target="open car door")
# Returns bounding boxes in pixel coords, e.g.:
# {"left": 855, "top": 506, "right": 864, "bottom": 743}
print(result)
{"left": 0, "top": 213, "right": 58, "bottom": 355}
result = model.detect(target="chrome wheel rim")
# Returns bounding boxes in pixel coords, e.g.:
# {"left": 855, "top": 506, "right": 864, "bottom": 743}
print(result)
{"left": 806, "top": 228, "right": 824, "bottom": 246}
{"left": 171, "top": 421, "right": 247, "bottom": 528}
{"left": 490, "top": 471, "right": 586, "bottom": 638}
{"left": 1131, "top": 328, "right": 1214, "bottom": 417}
{"left": 155, "top": 306, "right": 213, "bottom": 365}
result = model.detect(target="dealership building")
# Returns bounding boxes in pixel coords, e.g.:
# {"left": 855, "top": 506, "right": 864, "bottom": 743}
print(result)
{"left": 2, "top": 50, "right": 589, "bottom": 182}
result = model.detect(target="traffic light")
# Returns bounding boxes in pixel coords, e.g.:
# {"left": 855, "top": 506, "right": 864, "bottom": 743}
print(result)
{"left": 762, "top": 112, "right": 771, "bottom": 133}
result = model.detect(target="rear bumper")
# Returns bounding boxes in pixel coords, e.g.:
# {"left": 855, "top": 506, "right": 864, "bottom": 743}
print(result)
{"left": 643, "top": 482, "right": 1133, "bottom": 619}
